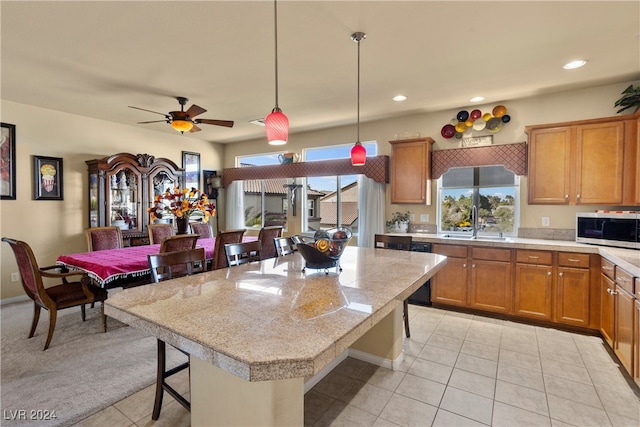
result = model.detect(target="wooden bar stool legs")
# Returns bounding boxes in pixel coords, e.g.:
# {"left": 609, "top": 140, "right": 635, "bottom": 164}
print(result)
{"left": 152, "top": 339, "right": 190, "bottom": 420}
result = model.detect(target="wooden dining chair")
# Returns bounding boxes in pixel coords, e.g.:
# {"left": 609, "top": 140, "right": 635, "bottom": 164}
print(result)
{"left": 190, "top": 222, "right": 212, "bottom": 238}
{"left": 148, "top": 223, "right": 175, "bottom": 245}
{"left": 147, "top": 248, "right": 206, "bottom": 420}
{"left": 212, "top": 229, "right": 246, "bottom": 270}
{"left": 224, "top": 240, "right": 262, "bottom": 267}
{"left": 159, "top": 235, "right": 199, "bottom": 253}
{"left": 86, "top": 226, "right": 123, "bottom": 251}
{"left": 274, "top": 237, "right": 296, "bottom": 256}
{"left": 257, "top": 226, "right": 283, "bottom": 259}
{"left": 2, "top": 237, "right": 108, "bottom": 350}
{"left": 374, "top": 234, "right": 413, "bottom": 338}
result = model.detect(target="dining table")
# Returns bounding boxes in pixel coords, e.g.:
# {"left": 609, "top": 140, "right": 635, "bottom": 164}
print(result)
{"left": 56, "top": 236, "right": 257, "bottom": 288}
{"left": 104, "top": 246, "right": 447, "bottom": 426}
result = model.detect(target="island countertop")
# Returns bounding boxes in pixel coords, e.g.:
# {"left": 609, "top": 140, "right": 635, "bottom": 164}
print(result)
{"left": 105, "top": 247, "right": 446, "bottom": 382}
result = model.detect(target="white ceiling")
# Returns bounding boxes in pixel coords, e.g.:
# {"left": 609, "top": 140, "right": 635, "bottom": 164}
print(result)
{"left": 2, "top": 1, "right": 639, "bottom": 144}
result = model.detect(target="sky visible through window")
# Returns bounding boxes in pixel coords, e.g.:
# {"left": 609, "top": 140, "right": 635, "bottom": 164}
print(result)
{"left": 240, "top": 142, "right": 377, "bottom": 192}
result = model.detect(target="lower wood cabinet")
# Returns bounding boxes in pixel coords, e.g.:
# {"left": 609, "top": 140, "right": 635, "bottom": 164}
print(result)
{"left": 514, "top": 250, "right": 553, "bottom": 321}
{"left": 634, "top": 299, "right": 640, "bottom": 385}
{"left": 468, "top": 247, "right": 513, "bottom": 314}
{"left": 556, "top": 267, "right": 591, "bottom": 326}
{"left": 600, "top": 273, "right": 616, "bottom": 347}
{"left": 431, "top": 244, "right": 468, "bottom": 307}
{"left": 614, "top": 267, "right": 635, "bottom": 375}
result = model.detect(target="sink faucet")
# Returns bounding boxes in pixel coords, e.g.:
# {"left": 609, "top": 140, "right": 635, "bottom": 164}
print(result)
{"left": 471, "top": 205, "right": 478, "bottom": 239}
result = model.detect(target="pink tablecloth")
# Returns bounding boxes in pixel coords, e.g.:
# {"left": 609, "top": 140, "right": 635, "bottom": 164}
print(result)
{"left": 57, "top": 237, "right": 255, "bottom": 286}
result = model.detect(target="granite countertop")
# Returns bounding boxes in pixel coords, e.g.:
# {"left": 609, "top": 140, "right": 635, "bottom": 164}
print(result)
{"left": 105, "top": 247, "right": 446, "bottom": 382}
{"left": 388, "top": 233, "right": 640, "bottom": 277}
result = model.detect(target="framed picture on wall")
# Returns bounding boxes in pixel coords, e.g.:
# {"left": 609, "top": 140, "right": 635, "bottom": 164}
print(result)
{"left": 182, "top": 151, "right": 201, "bottom": 190}
{"left": 1, "top": 122, "right": 16, "bottom": 200}
{"left": 33, "top": 155, "right": 64, "bottom": 200}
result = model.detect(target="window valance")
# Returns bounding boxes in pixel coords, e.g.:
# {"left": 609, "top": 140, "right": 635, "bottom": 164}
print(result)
{"left": 431, "top": 142, "right": 527, "bottom": 179}
{"left": 221, "top": 156, "right": 389, "bottom": 187}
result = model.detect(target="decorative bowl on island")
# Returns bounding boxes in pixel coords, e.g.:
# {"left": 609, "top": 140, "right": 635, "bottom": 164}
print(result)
{"left": 291, "top": 227, "right": 352, "bottom": 273}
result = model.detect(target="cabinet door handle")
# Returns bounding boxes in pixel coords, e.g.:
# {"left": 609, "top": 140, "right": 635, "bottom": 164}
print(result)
{"left": 565, "top": 194, "right": 569, "bottom": 199}
{"left": 617, "top": 276, "right": 629, "bottom": 282}
{"left": 462, "top": 263, "right": 467, "bottom": 268}
{"left": 528, "top": 256, "right": 539, "bottom": 259}
{"left": 567, "top": 258, "right": 580, "bottom": 263}
{"left": 559, "top": 272, "right": 564, "bottom": 277}
{"left": 547, "top": 271, "right": 552, "bottom": 276}
{"left": 576, "top": 194, "right": 581, "bottom": 199}
{"left": 608, "top": 289, "right": 618, "bottom": 295}
{"left": 472, "top": 264, "right": 476, "bottom": 268}
{"left": 602, "top": 266, "right": 613, "bottom": 271}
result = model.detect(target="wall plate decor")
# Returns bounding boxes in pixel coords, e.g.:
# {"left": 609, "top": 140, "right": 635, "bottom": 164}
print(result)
{"left": 461, "top": 135, "right": 493, "bottom": 147}
{"left": 33, "top": 155, "right": 63, "bottom": 200}
{"left": 182, "top": 151, "right": 201, "bottom": 190}
{"left": 1, "top": 123, "right": 16, "bottom": 200}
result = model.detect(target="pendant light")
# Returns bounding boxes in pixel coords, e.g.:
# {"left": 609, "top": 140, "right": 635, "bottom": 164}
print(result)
{"left": 265, "top": 0, "right": 289, "bottom": 145}
{"left": 350, "top": 32, "right": 367, "bottom": 166}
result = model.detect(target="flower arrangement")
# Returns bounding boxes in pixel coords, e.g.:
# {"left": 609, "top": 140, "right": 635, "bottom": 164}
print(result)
{"left": 386, "top": 211, "right": 411, "bottom": 232}
{"left": 148, "top": 187, "right": 215, "bottom": 222}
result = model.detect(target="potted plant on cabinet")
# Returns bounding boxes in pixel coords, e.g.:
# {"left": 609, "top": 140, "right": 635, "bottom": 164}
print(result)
{"left": 386, "top": 211, "right": 411, "bottom": 233}
{"left": 614, "top": 84, "right": 640, "bottom": 114}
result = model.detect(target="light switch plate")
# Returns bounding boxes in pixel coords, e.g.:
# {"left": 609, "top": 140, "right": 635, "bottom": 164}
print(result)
{"left": 542, "top": 216, "right": 550, "bottom": 227}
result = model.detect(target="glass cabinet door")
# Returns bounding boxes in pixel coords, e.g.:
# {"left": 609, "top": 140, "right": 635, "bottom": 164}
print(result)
{"left": 149, "top": 170, "right": 179, "bottom": 223}
{"left": 89, "top": 173, "right": 99, "bottom": 228}
{"left": 108, "top": 167, "right": 141, "bottom": 232}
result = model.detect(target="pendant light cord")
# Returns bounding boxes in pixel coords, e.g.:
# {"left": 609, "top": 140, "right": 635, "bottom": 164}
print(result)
{"left": 273, "top": 0, "right": 280, "bottom": 111}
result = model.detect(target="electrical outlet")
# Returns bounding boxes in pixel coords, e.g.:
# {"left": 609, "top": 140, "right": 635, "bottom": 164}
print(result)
{"left": 542, "top": 216, "right": 550, "bottom": 227}
{"left": 409, "top": 213, "right": 415, "bottom": 221}
{"left": 10, "top": 272, "right": 19, "bottom": 282}
{"left": 420, "top": 214, "right": 430, "bottom": 222}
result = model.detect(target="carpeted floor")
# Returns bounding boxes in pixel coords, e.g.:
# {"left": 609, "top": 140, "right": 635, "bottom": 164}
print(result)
{"left": 1, "top": 299, "right": 183, "bottom": 427}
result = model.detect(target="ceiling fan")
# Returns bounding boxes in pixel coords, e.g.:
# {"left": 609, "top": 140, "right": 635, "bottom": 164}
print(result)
{"left": 129, "top": 96, "right": 234, "bottom": 133}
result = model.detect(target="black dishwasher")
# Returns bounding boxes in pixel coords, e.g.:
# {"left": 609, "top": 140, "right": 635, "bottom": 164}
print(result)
{"left": 408, "top": 242, "right": 432, "bottom": 306}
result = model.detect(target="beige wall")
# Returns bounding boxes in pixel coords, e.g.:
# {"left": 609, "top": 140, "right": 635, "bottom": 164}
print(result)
{"left": 2, "top": 80, "right": 638, "bottom": 300}
{"left": 0, "top": 101, "right": 224, "bottom": 300}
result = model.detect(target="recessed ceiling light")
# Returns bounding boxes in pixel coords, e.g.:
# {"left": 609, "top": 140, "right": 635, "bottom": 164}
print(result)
{"left": 392, "top": 95, "right": 407, "bottom": 102}
{"left": 563, "top": 60, "right": 588, "bottom": 70}
{"left": 469, "top": 96, "right": 485, "bottom": 103}
{"left": 250, "top": 118, "right": 266, "bottom": 126}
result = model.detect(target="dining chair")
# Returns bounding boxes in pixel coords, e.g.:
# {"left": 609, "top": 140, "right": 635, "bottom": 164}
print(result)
{"left": 147, "top": 247, "right": 206, "bottom": 420}
{"left": 190, "top": 222, "right": 212, "bottom": 239}
{"left": 374, "top": 234, "right": 413, "bottom": 338}
{"left": 85, "top": 226, "right": 123, "bottom": 251}
{"left": 212, "top": 229, "right": 246, "bottom": 270}
{"left": 224, "top": 240, "right": 262, "bottom": 267}
{"left": 148, "top": 223, "right": 175, "bottom": 245}
{"left": 274, "top": 236, "right": 296, "bottom": 257}
{"left": 1, "top": 237, "right": 108, "bottom": 350}
{"left": 159, "top": 235, "right": 199, "bottom": 253}
{"left": 257, "top": 226, "right": 283, "bottom": 259}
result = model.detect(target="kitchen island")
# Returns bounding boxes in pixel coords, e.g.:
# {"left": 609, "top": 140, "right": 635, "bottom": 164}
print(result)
{"left": 105, "top": 246, "right": 446, "bottom": 426}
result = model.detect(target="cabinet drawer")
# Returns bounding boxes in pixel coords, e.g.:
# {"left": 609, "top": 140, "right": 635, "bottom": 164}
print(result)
{"left": 600, "top": 258, "right": 616, "bottom": 280}
{"left": 558, "top": 252, "right": 590, "bottom": 268}
{"left": 516, "top": 250, "right": 552, "bottom": 265}
{"left": 616, "top": 267, "right": 635, "bottom": 295}
{"left": 471, "top": 247, "right": 511, "bottom": 262}
{"left": 432, "top": 244, "right": 468, "bottom": 258}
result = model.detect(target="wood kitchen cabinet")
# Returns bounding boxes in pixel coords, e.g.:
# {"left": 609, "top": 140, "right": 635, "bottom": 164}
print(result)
{"left": 635, "top": 299, "right": 640, "bottom": 385}
{"left": 556, "top": 252, "right": 591, "bottom": 327}
{"left": 388, "top": 137, "right": 434, "bottom": 204}
{"left": 614, "top": 267, "right": 635, "bottom": 374}
{"left": 431, "top": 244, "right": 468, "bottom": 307}
{"left": 526, "top": 113, "right": 638, "bottom": 205}
{"left": 600, "top": 258, "right": 616, "bottom": 347}
{"left": 468, "top": 247, "right": 513, "bottom": 314}
{"left": 514, "top": 250, "right": 554, "bottom": 321}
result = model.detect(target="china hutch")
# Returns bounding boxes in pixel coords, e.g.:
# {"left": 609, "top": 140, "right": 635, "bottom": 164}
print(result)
{"left": 86, "top": 153, "right": 185, "bottom": 246}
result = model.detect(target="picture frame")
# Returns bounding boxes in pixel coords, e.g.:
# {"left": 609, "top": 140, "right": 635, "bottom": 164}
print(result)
{"left": 1, "top": 123, "right": 16, "bottom": 200}
{"left": 182, "top": 151, "right": 201, "bottom": 190}
{"left": 33, "top": 155, "right": 64, "bottom": 200}
{"left": 202, "top": 170, "right": 220, "bottom": 199}
{"left": 461, "top": 135, "right": 493, "bottom": 148}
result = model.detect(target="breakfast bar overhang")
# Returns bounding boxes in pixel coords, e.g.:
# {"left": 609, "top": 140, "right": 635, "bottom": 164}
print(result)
{"left": 105, "top": 247, "right": 447, "bottom": 426}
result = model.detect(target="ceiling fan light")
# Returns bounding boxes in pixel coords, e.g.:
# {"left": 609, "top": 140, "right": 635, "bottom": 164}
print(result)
{"left": 266, "top": 109, "right": 289, "bottom": 145}
{"left": 350, "top": 142, "right": 367, "bottom": 166}
{"left": 171, "top": 119, "right": 193, "bottom": 133}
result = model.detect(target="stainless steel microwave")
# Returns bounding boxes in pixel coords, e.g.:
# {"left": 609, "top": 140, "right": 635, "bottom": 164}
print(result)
{"left": 576, "top": 212, "right": 640, "bottom": 250}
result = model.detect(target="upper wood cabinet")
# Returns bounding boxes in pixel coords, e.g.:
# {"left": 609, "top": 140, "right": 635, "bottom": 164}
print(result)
{"left": 526, "top": 112, "right": 639, "bottom": 205}
{"left": 389, "top": 137, "right": 434, "bottom": 204}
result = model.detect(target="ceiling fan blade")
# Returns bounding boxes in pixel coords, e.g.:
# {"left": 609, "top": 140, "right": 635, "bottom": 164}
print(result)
{"left": 195, "top": 118, "right": 235, "bottom": 128}
{"left": 128, "top": 106, "right": 170, "bottom": 117}
{"left": 186, "top": 104, "right": 207, "bottom": 118}
{"left": 189, "top": 124, "right": 202, "bottom": 133}
{"left": 137, "top": 120, "right": 168, "bottom": 124}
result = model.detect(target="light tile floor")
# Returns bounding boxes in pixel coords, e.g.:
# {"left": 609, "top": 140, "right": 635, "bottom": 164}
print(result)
{"left": 74, "top": 306, "right": 640, "bottom": 427}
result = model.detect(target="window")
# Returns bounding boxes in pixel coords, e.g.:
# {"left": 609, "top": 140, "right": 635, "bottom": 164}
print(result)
{"left": 237, "top": 153, "right": 287, "bottom": 230}
{"left": 302, "top": 142, "right": 377, "bottom": 235}
{"left": 437, "top": 165, "right": 519, "bottom": 236}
